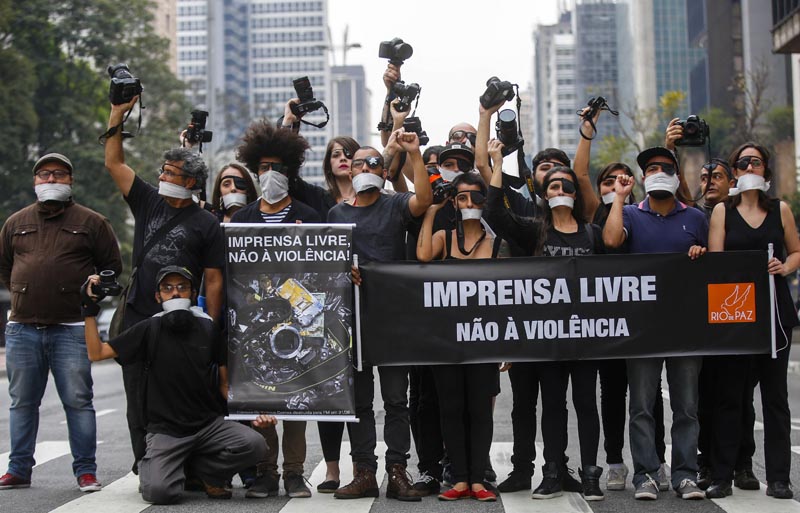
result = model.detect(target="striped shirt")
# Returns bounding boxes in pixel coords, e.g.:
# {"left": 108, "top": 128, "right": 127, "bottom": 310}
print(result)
{"left": 259, "top": 204, "right": 292, "bottom": 224}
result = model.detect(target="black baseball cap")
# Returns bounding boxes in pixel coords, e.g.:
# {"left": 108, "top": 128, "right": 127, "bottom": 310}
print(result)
{"left": 439, "top": 143, "right": 475, "bottom": 166}
{"left": 155, "top": 266, "right": 195, "bottom": 287}
{"left": 636, "top": 147, "right": 679, "bottom": 174}
{"left": 32, "top": 153, "right": 73, "bottom": 175}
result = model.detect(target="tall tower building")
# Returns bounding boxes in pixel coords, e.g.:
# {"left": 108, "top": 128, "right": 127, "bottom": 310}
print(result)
{"left": 176, "top": 0, "right": 331, "bottom": 183}
{"left": 151, "top": 0, "right": 178, "bottom": 74}
{"left": 330, "top": 65, "right": 370, "bottom": 145}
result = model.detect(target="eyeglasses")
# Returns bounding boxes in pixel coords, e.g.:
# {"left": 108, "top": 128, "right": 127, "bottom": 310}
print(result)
{"left": 734, "top": 156, "right": 765, "bottom": 171}
{"left": 258, "top": 161, "right": 288, "bottom": 174}
{"left": 455, "top": 190, "right": 486, "bottom": 205}
{"left": 158, "top": 165, "right": 189, "bottom": 179}
{"left": 449, "top": 131, "right": 477, "bottom": 146}
{"left": 159, "top": 283, "right": 191, "bottom": 293}
{"left": 352, "top": 156, "right": 383, "bottom": 170}
{"left": 644, "top": 162, "right": 677, "bottom": 176}
{"left": 600, "top": 174, "right": 625, "bottom": 188}
{"left": 35, "top": 169, "right": 71, "bottom": 180}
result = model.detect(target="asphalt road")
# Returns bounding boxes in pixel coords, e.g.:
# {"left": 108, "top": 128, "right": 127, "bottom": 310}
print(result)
{"left": 3, "top": 352, "right": 800, "bottom": 513}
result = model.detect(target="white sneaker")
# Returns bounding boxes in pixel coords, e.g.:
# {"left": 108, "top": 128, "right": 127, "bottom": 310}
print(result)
{"left": 657, "top": 463, "right": 670, "bottom": 491}
{"left": 606, "top": 463, "right": 628, "bottom": 491}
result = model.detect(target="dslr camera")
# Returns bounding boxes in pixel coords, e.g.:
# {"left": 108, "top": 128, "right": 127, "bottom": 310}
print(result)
{"left": 379, "top": 37, "right": 413, "bottom": 66}
{"left": 675, "top": 115, "right": 709, "bottom": 147}
{"left": 403, "top": 117, "right": 429, "bottom": 146}
{"left": 290, "top": 76, "right": 325, "bottom": 116}
{"left": 107, "top": 63, "right": 143, "bottom": 105}
{"left": 392, "top": 81, "right": 420, "bottom": 112}
{"left": 496, "top": 109, "right": 524, "bottom": 156}
{"left": 480, "top": 77, "right": 515, "bottom": 109}
{"left": 428, "top": 169, "right": 455, "bottom": 204}
{"left": 91, "top": 270, "right": 123, "bottom": 297}
{"left": 185, "top": 109, "right": 213, "bottom": 146}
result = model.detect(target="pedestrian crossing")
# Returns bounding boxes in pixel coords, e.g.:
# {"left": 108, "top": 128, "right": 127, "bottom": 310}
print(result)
{"left": 7, "top": 439, "right": 800, "bottom": 512}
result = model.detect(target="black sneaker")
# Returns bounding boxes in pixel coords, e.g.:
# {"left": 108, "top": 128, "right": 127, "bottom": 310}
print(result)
{"left": 411, "top": 471, "right": 440, "bottom": 496}
{"left": 562, "top": 465, "right": 583, "bottom": 493}
{"left": 498, "top": 471, "right": 533, "bottom": 493}
{"left": 697, "top": 466, "right": 712, "bottom": 490}
{"left": 284, "top": 472, "right": 312, "bottom": 498}
{"left": 766, "top": 481, "right": 794, "bottom": 499}
{"left": 246, "top": 473, "right": 279, "bottom": 498}
{"left": 580, "top": 465, "right": 604, "bottom": 501}
{"left": 734, "top": 468, "right": 760, "bottom": 490}
{"left": 706, "top": 480, "right": 732, "bottom": 499}
{"left": 485, "top": 457, "right": 497, "bottom": 482}
{"left": 532, "top": 463, "right": 562, "bottom": 499}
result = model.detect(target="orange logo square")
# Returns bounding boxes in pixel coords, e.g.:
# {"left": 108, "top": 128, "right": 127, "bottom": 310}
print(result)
{"left": 707, "top": 283, "right": 756, "bottom": 324}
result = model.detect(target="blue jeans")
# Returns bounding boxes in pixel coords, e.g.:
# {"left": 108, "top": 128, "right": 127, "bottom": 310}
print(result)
{"left": 627, "top": 356, "right": 701, "bottom": 488}
{"left": 5, "top": 323, "right": 97, "bottom": 479}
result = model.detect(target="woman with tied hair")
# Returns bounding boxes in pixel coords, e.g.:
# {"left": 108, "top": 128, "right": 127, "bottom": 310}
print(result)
{"left": 705, "top": 142, "right": 800, "bottom": 500}
{"left": 486, "top": 140, "right": 605, "bottom": 502}
{"left": 207, "top": 163, "right": 259, "bottom": 223}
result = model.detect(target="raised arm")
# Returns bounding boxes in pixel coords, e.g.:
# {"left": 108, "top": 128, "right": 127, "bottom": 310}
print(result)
{"left": 475, "top": 101, "right": 504, "bottom": 185}
{"left": 397, "top": 130, "right": 432, "bottom": 217}
{"left": 379, "top": 64, "right": 401, "bottom": 148}
{"left": 574, "top": 107, "right": 601, "bottom": 221}
{"left": 104, "top": 96, "right": 139, "bottom": 197}
{"left": 602, "top": 174, "right": 633, "bottom": 248}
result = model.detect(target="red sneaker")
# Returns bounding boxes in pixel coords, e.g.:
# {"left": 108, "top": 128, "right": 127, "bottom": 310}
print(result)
{"left": 0, "top": 473, "right": 31, "bottom": 489}
{"left": 472, "top": 488, "right": 498, "bottom": 501}
{"left": 77, "top": 473, "right": 102, "bottom": 492}
{"left": 438, "top": 487, "right": 472, "bottom": 501}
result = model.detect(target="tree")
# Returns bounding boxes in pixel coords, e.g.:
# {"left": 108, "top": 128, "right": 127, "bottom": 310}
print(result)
{"left": 590, "top": 134, "right": 634, "bottom": 177}
{"left": 0, "top": 1, "right": 190, "bottom": 273}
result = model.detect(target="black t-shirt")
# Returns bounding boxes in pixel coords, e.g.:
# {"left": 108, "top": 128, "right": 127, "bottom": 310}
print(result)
{"left": 109, "top": 313, "right": 227, "bottom": 437}
{"left": 327, "top": 192, "right": 413, "bottom": 263}
{"left": 542, "top": 224, "right": 604, "bottom": 257}
{"left": 125, "top": 176, "right": 225, "bottom": 317}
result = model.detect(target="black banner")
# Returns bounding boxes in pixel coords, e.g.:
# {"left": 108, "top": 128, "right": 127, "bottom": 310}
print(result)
{"left": 359, "top": 251, "right": 771, "bottom": 366}
{"left": 224, "top": 223, "right": 355, "bottom": 420}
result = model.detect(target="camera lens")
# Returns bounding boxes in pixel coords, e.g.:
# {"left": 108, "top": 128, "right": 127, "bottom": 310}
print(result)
{"left": 99, "top": 270, "right": 116, "bottom": 283}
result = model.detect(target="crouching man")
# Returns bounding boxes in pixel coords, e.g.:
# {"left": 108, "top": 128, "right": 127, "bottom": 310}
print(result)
{"left": 80, "top": 265, "right": 273, "bottom": 504}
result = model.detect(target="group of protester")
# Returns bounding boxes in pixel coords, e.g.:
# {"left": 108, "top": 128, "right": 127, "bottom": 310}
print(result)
{"left": 0, "top": 57, "right": 797, "bottom": 506}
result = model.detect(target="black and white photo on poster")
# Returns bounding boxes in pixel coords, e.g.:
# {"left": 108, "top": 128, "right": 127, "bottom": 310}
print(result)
{"left": 223, "top": 223, "right": 356, "bottom": 421}
{"left": 358, "top": 251, "right": 772, "bottom": 366}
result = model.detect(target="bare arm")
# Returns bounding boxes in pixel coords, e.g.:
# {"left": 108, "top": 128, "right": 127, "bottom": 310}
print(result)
{"left": 104, "top": 96, "right": 139, "bottom": 197}
{"left": 707, "top": 203, "right": 726, "bottom": 252}
{"left": 218, "top": 365, "right": 229, "bottom": 400}
{"left": 476, "top": 102, "right": 503, "bottom": 185}
{"left": 203, "top": 267, "right": 224, "bottom": 323}
{"left": 775, "top": 201, "right": 800, "bottom": 276}
{"left": 379, "top": 64, "right": 401, "bottom": 147}
{"left": 416, "top": 205, "right": 447, "bottom": 262}
{"left": 395, "top": 130, "right": 432, "bottom": 217}
{"left": 574, "top": 107, "right": 601, "bottom": 221}
{"left": 602, "top": 175, "right": 633, "bottom": 248}
{"left": 84, "top": 317, "right": 119, "bottom": 361}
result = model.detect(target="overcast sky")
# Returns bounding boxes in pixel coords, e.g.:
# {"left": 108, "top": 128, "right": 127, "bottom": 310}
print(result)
{"left": 328, "top": 1, "right": 561, "bottom": 147}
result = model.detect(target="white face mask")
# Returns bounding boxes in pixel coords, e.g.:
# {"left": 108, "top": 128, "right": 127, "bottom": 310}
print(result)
{"left": 35, "top": 183, "right": 72, "bottom": 202}
{"left": 644, "top": 172, "right": 680, "bottom": 196}
{"left": 352, "top": 172, "right": 385, "bottom": 194}
{"left": 602, "top": 191, "right": 617, "bottom": 205}
{"left": 259, "top": 170, "right": 289, "bottom": 204}
{"left": 159, "top": 180, "right": 194, "bottom": 199}
{"left": 222, "top": 192, "right": 248, "bottom": 210}
{"left": 729, "top": 173, "right": 770, "bottom": 196}
{"left": 438, "top": 167, "right": 461, "bottom": 183}
{"left": 161, "top": 297, "right": 191, "bottom": 312}
{"left": 548, "top": 196, "right": 575, "bottom": 210}
{"left": 460, "top": 208, "right": 483, "bottom": 220}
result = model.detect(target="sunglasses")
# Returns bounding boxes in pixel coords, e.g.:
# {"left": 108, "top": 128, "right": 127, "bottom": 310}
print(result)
{"left": 258, "top": 161, "right": 288, "bottom": 174}
{"left": 734, "top": 156, "right": 765, "bottom": 171}
{"left": 454, "top": 190, "right": 486, "bottom": 205}
{"left": 644, "top": 162, "right": 677, "bottom": 176}
{"left": 352, "top": 156, "right": 383, "bottom": 170}
{"left": 449, "top": 131, "right": 477, "bottom": 146}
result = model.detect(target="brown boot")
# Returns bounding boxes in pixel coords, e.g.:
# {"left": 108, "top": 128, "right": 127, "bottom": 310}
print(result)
{"left": 334, "top": 466, "right": 379, "bottom": 499}
{"left": 386, "top": 463, "right": 423, "bottom": 502}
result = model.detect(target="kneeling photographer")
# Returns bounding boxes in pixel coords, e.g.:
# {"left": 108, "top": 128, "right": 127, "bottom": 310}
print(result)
{"left": 81, "top": 266, "right": 274, "bottom": 504}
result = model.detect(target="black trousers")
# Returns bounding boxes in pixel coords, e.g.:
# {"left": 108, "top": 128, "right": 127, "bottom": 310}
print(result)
{"left": 121, "top": 306, "right": 150, "bottom": 473}
{"left": 598, "top": 359, "right": 667, "bottom": 465}
{"left": 711, "top": 331, "right": 792, "bottom": 482}
{"left": 539, "top": 360, "right": 599, "bottom": 468}
{"left": 409, "top": 366, "right": 444, "bottom": 479}
{"left": 507, "top": 362, "right": 539, "bottom": 475}
{"left": 433, "top": 364, "right": 496, "bottom": 484}
{"left": 318, "top": 421, "right": 344, "bottom": 463}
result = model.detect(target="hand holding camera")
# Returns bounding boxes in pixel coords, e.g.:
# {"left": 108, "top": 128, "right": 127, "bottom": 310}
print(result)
{"left": 480, "top": 77, "right": 516, "bottom": 110}
{"left": 379, "top": 37, "right": 413, "bottom": 67}
{"left": 389, "top": 98, "right": 410, "bottom": 128}
{"left": 664, "top": 118, "right": 683, "bottom": 151}
{"left": 674, "top": 115, "right": 709, "bottom": 147}
{"left": 383, "top": 63, "right": 401, "bottom": 93}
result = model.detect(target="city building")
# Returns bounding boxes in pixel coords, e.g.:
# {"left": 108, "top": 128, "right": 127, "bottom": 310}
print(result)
{"left": 330, "top": 65, "right": 370, "bottom": 146}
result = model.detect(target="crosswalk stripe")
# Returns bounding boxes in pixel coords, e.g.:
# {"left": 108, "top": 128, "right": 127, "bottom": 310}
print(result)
{"left": 0, "top": 441, "right": 72, "bottom": 473}
{"left": 48, "top": 472, "right": 145, "bottom": 513}
{"left": 491, "top": 442, "right": 592, "bottom": 513}
{"left": 278, "top": 441, "right": 387, "bottom": 513}
{"left": 59, "top": 409, "right": 117, "bottom": 425}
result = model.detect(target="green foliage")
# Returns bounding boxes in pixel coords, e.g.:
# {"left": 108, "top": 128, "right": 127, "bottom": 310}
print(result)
{"left": 699, "top": 107, "right": 735, "bottom": 158}
{"left": 590, "top": 135, "right": 634, "bottom": 178}
{"left": 0, "top": 0, "right": 190, "bottom": 270}
{"left": 764, "top": 105, "right": 794, "bottom": 146}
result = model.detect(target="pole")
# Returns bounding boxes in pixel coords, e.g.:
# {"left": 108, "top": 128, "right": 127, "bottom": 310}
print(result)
{"left": 768, "top": 243, "right": 777, "bottom": 359}
{"left": 353, "top": 254, "right": 363, "bottom": 371}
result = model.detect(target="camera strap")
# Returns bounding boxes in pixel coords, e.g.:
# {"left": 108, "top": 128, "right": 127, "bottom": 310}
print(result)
{"left": 299, "top": 103, "right": 329, "bottom": 129}
{"left": 577, "top": 99, "right": 618, "bottom": 141}
{"left": 97, "top": 96, "right": 145, "bottom": 144}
